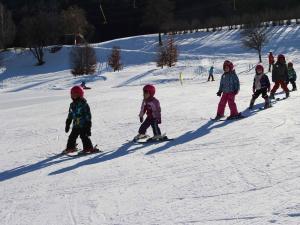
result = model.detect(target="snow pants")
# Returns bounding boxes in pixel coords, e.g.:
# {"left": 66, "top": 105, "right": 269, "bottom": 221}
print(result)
{"left": 139, "top": 118, "right": 161, "bottom": 136}
{"left": 217, "top": 92, "right": 239, "bottom": 117}
{"left": 208, "top": 74, "right": 214, "bottom": 81}
{"left": 268, "top": 63, "right": 274, "bottom": 72}
{"left": 67, "top": 128, "right": 93, "bottom": 149}
{"left": 252, "top": 88, "right": 268, "bottom": 100}
{"left": 287, "top": 79, "right": 297, "bottom": 90}
{"left": 271, "top": 80, "right": 289, "bottom": 94}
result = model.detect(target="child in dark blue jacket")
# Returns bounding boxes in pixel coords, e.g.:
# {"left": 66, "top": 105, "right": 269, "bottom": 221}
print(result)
{"left": 64, "top": 86, "right": 95, "bottom": 154}
{"left": 249, "top": 64, "right": 271, "bottom": 109}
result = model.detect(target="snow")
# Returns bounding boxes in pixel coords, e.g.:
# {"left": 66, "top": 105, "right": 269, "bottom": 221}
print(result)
{"left": 1, "top": 25, "right": 300, "bottom": 225}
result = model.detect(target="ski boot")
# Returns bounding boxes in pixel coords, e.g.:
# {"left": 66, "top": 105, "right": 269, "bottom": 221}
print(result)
{"left": 213, "top": 114, "right": 225, "bottom": 120}
{"left": 133, "top": 134, "right": 149, "bottom": 142}
{"left": 285, "top": 91, "right": 290, "bottom": 98}
{"left": 151, "top": 134, "right": 165, "bottom": 141}
{"left": 264, "top": 98, "right": 271, "bottom": 109}
{"left": 269, "top": 92, "right": 275, "bottom": 100}
{"left": 62, "top": 148, "right": 77, "bottom": 154}
{"left": 227, "top": 113, "right": 244, "bottom": 120}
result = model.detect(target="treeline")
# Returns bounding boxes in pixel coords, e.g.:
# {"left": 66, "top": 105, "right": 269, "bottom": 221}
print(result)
{"left": 1, "top": 0, "right": 300, "bottom": 48}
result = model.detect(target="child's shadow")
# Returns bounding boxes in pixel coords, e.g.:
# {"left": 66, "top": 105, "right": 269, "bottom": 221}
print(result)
{"left": 0, "top": 154, "right": 73, "bottom": 182}
{"left": 48, "top": 141, "right": 150, "bottom": 175}
{"left": 145, "top": 104, "right": 264, "bottom": 155}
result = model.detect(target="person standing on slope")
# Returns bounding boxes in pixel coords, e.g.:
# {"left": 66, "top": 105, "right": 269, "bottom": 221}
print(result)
{"left": 269, "top": 54, "right": 289, "bottom": 99}
{"left": 208, "top": 65, "right": 215, "bottom": 81}
{"left": 134, "top": 84, "right": 163, "bottom": 141}
{"left": 287, "top": 62, "right": 297, "bottom": 91}
{"left": 249, "top": 64, "right": 271, "bottom": 109}
{"left": 214, "top": 60, "right": 243, "bottom": 120}
{"left": 268, "top": 51, "right": 275, "bottom": 72}
{"left": 64, "top": 86, "right": 96, "bottom": 153}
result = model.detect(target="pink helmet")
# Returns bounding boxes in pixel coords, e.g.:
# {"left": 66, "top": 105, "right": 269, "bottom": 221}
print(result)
{"left": 143, "top": 84, "right": 155, "bottom": 97}
{"left": 255, "top": 64, "right": 264, "bottom": 73}
{"left": 223, "top": 60, "right": 234, "bottom": 71}
{"left": 70, "top": 85, "right": 84, "bottom": 98}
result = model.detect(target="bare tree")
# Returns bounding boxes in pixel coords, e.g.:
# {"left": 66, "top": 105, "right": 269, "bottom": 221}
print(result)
{"left": 108, "top": 46, "right": 122, "bottom": 72}
{"left": 242, "top": 27, "right": 268, "bottom": 63}
{"left": 157, "top": 45, "right": 167, "bottom": 68}
{"left": 166, "top": 36, "right": 178, "bottom": 67}
{"left": 156, "top": 35, "right": 178, "bottom": 68}
{"left": 21, "top": 12, "right": 62, "bottom": 65}
{"left": 0, "top": 3, "right": 16, "bottom": 50}
{"left": 70, "top": 44, "right": 97, "bottom": 76}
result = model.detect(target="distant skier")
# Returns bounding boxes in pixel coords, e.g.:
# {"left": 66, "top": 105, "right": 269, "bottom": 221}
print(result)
{"left": 287, "top": 62, "right": 297, "bottom": 91}
{"left": 80, "top": 81, "right": 91, "bottom": 90}
{"left": 269, "top": 54, "right": 289, "bottom": 99}
{"left": 249, "top": 64, "right": 271, "bottom": 109}
{"left": 214, "top": 60, "right": 243, "bottom": 120}
{"left": 64, "top": 86, "right": 96, "bottom": 153}
{"left": 208, "top": 66, "right": 215, "bottom": 81}
{"left": 268, "top": 51, "right": 275, "bottom": 72}
{"left": 134, "top": 84, "right": 163, "bottom": 141}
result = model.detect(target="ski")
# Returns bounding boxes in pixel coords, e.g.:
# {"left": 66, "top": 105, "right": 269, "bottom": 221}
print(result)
{"left": 259, "top": 105, "right": 273, "bottom": 110}
{"left": 136, "top": 135, "right": 173, "bottom": 143}
{"left": 62, "top": 145, "right": 102, "bottom": 157}
{"left": 210, "top": 116, "right": 245, "bottom": 121}
{"left": 67, "top": 149, "right": 102, "bottom": 157}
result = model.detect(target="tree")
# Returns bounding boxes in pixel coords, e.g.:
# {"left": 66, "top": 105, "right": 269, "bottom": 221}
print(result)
{"left": 157, "top": 45, "right": 167, "bottom": 68}
{"left": 108, "top": 46, "right": 122, "bottom": 72}
{"left": 61, "top": 6, "right": 90, "bottom": 37}
{"left": 0, "top": 3, "right": 16, "bottom": 49}
{"left": 20, "top": 12, "right": 62, "bottom": 65}
{"left": 156, "top": 35, "right": 178, "bottom": 68}
{"left": 70, "top": 44, "right": 97, "bottom": 76}
{"left": 142, "top": 0, "right": 175, "bottom": 45}
{"left": 165, "top": 36, "right": 178, "bottom": 67}
{"left": 242, "top": 27, "right": 268, "bottom": 63}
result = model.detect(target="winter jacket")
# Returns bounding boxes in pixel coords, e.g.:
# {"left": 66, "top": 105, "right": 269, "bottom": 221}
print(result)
{"left": 269, "top": 54, "right": 274, "bottom": 64}
{"left": 253, "top": 73, "right": 270, "bottom": 91}
{"left": 288, "top": 67, "right": 297, "bottom": 80}
{"left": 272, "top": 62, "right": 288, "bottom": 82}
{"left": 139, "top": 97, "right": 161, "bottom": 123}
{"left": 209, "top": 66, "right": 214, "bottom": 75}
{"left": 66, "top": 98, "right": 92, "bottom": 129}
{"left": 218, "top": 71, "right": 240, "bottom": 93}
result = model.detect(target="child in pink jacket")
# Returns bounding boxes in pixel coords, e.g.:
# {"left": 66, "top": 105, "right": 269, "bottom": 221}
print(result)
{"left": 134, "top": 84, "right": 162, "bottom": 140}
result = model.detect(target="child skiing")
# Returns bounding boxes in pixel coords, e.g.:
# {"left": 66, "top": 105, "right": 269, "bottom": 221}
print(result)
{"left": 80, "top": 81, "right": 91, "bottom": 90}
{"left": 214, "top": 60, "right": 242, "bottom": 120}
{"left": 249, "top": 64, "right": 271, "bottom": 109}
{"left": 64, "top": 85, "right": 97, "bottom": 154}
{"left": 208, "top": 66, "right": 215, "bottom": 81}
{"left": 268, "top": 51, "right": 275, "bottom": 72}
{"left": 134, "top": 84, "right": 163, "bottom": 141}
{"left": 269, "top": 54, "right": 289, "bottom": 99}
{"left": 287, "top": 62, "right": 297, "bottom": 91}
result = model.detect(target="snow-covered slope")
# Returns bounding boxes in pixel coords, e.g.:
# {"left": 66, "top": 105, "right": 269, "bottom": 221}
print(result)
{"left": 1, "top": 25, "right": 300, "bottom": 225}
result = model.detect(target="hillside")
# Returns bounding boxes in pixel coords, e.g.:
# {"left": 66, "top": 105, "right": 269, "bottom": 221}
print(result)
{"left": 1, "top": 25, "right": 300, "bottom": 225}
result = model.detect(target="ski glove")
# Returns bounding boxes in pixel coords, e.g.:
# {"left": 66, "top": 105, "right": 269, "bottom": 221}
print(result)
{"left": 140, "top": 116, "right": 144, "bottom": 123}
{"left": 65, "top": 119, "right": 72, "bottom": 133}
{"left": 216, "top": 91, "right": 222, "bottom": 97}
{"left": 234, "top": 90, "right": 239, "bottom": 95}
